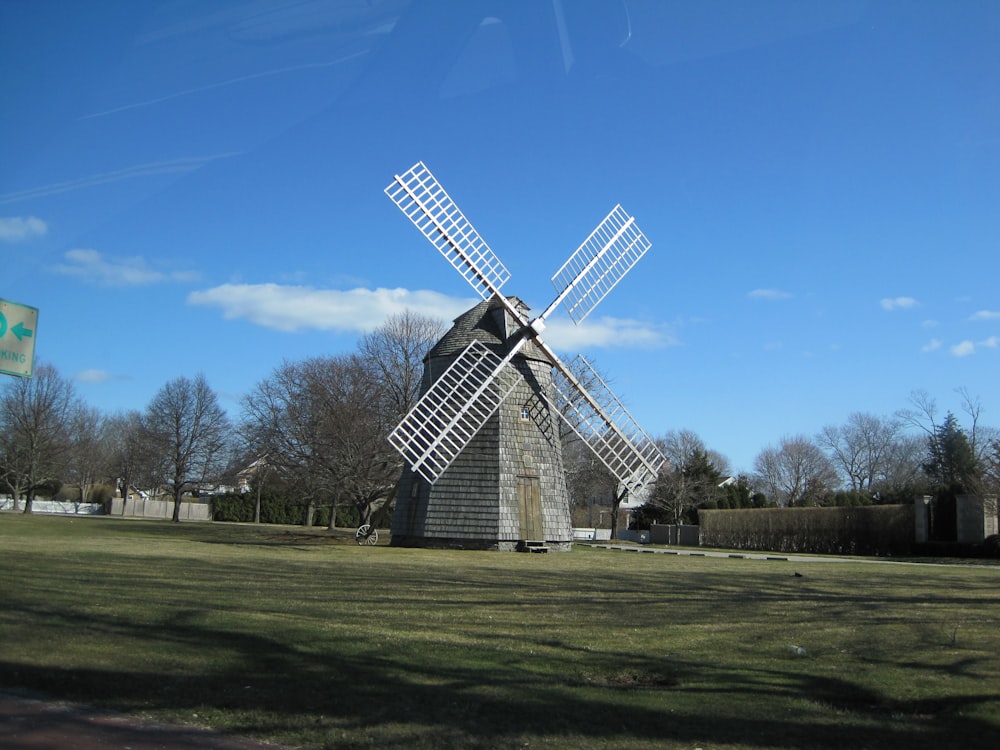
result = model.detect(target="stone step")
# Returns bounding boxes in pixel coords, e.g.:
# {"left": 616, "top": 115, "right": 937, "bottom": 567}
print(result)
{"left": 518, "top": 540, "right": 549, "bottom": 553}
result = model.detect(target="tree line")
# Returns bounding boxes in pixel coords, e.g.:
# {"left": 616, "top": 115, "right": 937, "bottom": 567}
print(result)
{"left": 2, "top": 310, "right": 998, "bottom": 527}
{"left": 0, "top": 312, "right": 443, "bottom": 526}
{"left": 638, "top": 388, "right": 999, "bottom": 527}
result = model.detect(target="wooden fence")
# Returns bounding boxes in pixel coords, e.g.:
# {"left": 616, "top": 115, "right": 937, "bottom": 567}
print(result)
{"left": 109, "top": 497, "right": 212, "bottom": 521}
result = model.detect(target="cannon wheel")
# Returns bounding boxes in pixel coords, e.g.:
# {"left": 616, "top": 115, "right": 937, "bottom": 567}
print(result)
{"left": 355, "top": 524, "right": 378, "bottom": 546}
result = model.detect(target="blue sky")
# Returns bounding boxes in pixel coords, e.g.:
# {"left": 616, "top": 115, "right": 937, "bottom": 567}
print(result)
{"left": 1, "top": 0, "right": 997, "bottom": 473}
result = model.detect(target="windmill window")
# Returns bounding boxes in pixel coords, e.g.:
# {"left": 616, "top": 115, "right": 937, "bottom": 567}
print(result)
{"left": 520, "top": 405, "right": 530, "bottom": 420}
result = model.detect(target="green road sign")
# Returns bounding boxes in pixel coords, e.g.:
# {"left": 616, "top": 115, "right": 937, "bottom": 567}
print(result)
{"left": 0, "top": 298, "right": 39, "bottom": 377}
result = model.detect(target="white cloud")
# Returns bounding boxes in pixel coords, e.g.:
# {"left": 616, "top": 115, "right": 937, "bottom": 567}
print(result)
{"left": 980, "top": 336, "right": 999, "bottom": 349}
{"left": 0, "top": 216, "right": 47, "bottom": 241}
{"left": 544, "top": 316, "right": 676, "bottom": 351}
{"left": 950, "top": 340, "right": 975, "bottom": 357}
{"left": 75, "top": 369, "right": 114, "bottom": 384}
{"left": 921, "top": 339, "right": 942, "bottom": 353}
{"left": 188, "top": 283, "right": 674, "bottom": 350}
{"left": 748, "top": 288, "right": 792, "bottom": 301}
{"left": 970, "top": 310, "right": 1000, "bottom": 321}
{"left": 50, "top": 249, "right": 200, "bottom": 286}
{"left": 880, "top": 296, "right": 918, "bottom": 311}
{"left": 187, "top": 283, "right": 476, "bottom": 333}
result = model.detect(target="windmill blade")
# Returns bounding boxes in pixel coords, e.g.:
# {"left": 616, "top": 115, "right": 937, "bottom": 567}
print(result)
{"left": 388, "top": 340, "right": 521, "bottom": 484}
{"left": 386, "top": 162, "right": 511, "bottom": 300}
{"left": 548, "top": 205, "right": 651, "bottom": 325}
{"left": 550, "top": 355, "right": 664, "bottom": 494}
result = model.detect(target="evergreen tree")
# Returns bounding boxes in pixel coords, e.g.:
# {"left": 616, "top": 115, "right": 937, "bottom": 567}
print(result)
{"left": 923, "top": 412, "right": 981, "bottom": 494}
{"left": 647, "top": 445, "right": 724, "bottom": 524}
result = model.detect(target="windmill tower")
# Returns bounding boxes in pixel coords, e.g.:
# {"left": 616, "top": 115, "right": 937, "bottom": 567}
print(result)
{"left": 384, "top": 162, "right": 664, "bottom": 551}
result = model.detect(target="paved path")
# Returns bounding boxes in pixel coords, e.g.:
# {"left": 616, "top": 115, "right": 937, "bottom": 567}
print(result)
{"left": 0, "top": 690, "right": 286, "bottom": 750}
{"left": 588, "top": 543, "right": 952, "bottom": 565}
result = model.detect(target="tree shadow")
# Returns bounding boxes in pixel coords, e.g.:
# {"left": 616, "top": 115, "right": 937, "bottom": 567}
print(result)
{"left": 4, "top": 532, "right": 1000, "bottom": 749}
{"left": 2, "top": 597, "right": 998, "bottom": 750}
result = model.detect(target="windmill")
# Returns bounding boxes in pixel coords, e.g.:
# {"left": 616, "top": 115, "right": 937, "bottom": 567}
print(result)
{"left": 384, "top": 162, "right": 664, "bottom": 550}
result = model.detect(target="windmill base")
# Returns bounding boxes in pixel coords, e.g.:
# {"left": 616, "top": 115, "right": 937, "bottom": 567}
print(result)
{"left": 390, "top": 535, "right": 572, "bottom": 552}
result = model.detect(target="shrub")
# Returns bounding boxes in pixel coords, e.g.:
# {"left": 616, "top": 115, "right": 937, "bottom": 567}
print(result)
{"left": 211, "top": 493, "right": 363, "bottom": 528}
{"left": 89, "top": 484, "right": 115, "bottom": 504}
{"left": 212, "top": 492, "right": 310, "bottom": 525}
{"left": 983, "top": 534, "right": 1000, "bottom": 559}
{"left": 336, "top": 505, "right": 360, "bottom": 528}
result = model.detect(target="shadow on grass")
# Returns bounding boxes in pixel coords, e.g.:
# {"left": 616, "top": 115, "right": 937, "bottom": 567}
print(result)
{"left": 3, "top": 519, "right": 999, "bottom": 749}
{"left": 2, "top": 600, "right": 998, "bottom": 750}
{"left": 88, "top": 517, "right": 357, "bottom": 544}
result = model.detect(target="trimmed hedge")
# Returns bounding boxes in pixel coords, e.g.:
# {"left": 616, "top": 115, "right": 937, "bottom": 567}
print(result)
{"left": 211, "top": 493, "right": 360, "bottom": 527}
{"left": 699, "top": 504, "right": 914, "bottom": 556}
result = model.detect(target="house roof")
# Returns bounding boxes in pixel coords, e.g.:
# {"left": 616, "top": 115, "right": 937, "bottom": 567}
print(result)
{"left": 427, "top": 294, "right": 550, "bottom": 364}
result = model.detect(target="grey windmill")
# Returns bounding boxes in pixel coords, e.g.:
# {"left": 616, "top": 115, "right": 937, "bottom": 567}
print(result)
{"left": 384, "top": 162, "right": 664, "bottom": 550}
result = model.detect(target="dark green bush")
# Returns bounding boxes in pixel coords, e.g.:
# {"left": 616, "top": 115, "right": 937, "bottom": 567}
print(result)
{"left": 211, "top": 493, "right": 361, "bottom": 528}
{"left": 983, "top": 534, "right": 1000, "bottom": 559}
{"left": 89, "top": 484, "right": 115, "bottom": 504}
{"left": 336, "top": 505, "right": 360, "bottom": 528}
{"left": 213, "top": 493, "right": 310, "bottom": 525}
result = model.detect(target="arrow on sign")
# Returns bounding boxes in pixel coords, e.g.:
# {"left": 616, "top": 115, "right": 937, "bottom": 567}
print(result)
{"left": 12, "top": 321, "right": 33, "bottom": 341}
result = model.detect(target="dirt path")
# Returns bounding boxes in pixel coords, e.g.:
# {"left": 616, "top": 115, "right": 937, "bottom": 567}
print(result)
{"left": 0, "top": 690, "right": 287, "bottom": 749}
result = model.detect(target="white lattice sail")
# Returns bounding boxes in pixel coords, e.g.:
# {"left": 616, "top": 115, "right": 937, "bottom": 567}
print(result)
{"left": 550, "top": 204, "right": 651, "bottom": 324}
{"left": 385, "top": 161, "right": 662, "bottom": 498}
{"left": 551, "top": 355, "right": 664, "bottom": 494}
{"left": 388, "top": 340, "right": 521, "bottom": 484}
{"left": 385, "top": 161, "right": 511, "bottom": 300}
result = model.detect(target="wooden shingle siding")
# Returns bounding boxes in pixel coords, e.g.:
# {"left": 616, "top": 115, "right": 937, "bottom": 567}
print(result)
{"left": 391, "top": 295, "right": 573, "bottom": 550}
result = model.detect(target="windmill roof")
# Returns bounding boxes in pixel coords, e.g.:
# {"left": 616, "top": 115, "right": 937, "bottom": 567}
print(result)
{"left": 427, "top": 295, "right": 550, "bottom": 363}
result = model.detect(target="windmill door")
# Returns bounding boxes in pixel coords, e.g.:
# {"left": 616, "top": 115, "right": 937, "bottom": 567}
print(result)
{"left": 517, "top": 475, "right": 544, "bottom": 540}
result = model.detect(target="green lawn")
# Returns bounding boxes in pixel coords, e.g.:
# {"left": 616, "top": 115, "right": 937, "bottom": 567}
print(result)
{"left": 1, "top": 514, "right": 998, "bottom": 749}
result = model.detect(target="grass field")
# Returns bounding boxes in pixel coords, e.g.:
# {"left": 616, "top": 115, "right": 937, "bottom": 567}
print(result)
{"left": 1, "top": 514, "right": 998, "bottom": 749}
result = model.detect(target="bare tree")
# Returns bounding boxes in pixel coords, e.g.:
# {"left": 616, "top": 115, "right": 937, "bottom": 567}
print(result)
{"left": 954, "top": 387, "right": 999, "bottom": 471}
{"left": 319, "top": 355, "right": 402, "bottom": 527}
{"left": 660, "top": 429, "right": 731, "bottom": 476}
{"left": 878, "top": 433, "right": 927, "bottom": 497}
{"left": 242, "top": 359, "right": 326, "bottom": 526}
{"left": 562, "top": 433, "right": 618, "bottom": 527}
{"left": 898, "top": 388, "right": 996, "bottom": 494}
{"left": 897, "top": 389, "right": 940, "bottom": 439}
{"left": 143, "top": 374, "right": 231, "bottom": 522}
{"left": 63, "top": 405, "right": 105, "bottom": 503}
{"left": 753, "top": 435, "right": 839, "bottom": 507}
{"left": 556, "top": 356, "right": 633, "bottom": 538}
{"left": 985, "top": 439, "right": 1000, "bottom": 496}
{"left": 241, "top": 354, "right": 400, "bottom": 528}
{"left": 956, "top": 387, "right": 983, "bottom": 456}
{"left": 359, "top": 311, "right": 445, "bottom": 422}
{"left": 102, "top": 410, "right": 150, "bottom": 514}
{"left": 646, "top": 430, "right": 728, "bottom": 524}
{"left": 817, "top": 412, "right": 903, "bottom": 493}
{"left": 0, "top": 363, "right": 80, "bottom": 512}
